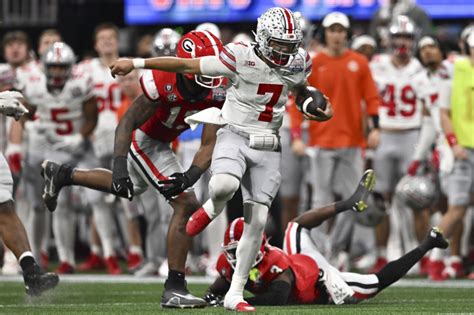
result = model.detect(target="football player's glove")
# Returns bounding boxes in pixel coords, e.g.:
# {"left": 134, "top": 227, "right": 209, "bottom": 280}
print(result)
{"left": 158, "top": 165, "right": 202, "bottom": 200}
{"left": 203, "top": 292, "right": 223, "bottom": 307}
{"left": 111, "top": 156, "right": 134, "bottom": 201}
{"left": 0, "top": 91, "right": 28, "bottom": 120}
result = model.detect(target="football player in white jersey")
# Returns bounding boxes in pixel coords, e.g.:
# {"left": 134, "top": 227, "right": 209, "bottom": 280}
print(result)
{"left": 16, "top": 42, "right": 97, "bottom": 273}
{"left": 77, "top": 23, "right": 125, "bottom": 274}
{"left": 0, "top": 90, "right": 59, "bottom": 295}
{"left": 111, "top": 7, "right": 333, "bottom": 311}
{"left": 369, "top": 15, "right": 423, "bottom": 271}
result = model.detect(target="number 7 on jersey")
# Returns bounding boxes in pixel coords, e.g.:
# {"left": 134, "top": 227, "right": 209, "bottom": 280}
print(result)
{"left": 257, "top": 83, "right": 283, "bottom": 122}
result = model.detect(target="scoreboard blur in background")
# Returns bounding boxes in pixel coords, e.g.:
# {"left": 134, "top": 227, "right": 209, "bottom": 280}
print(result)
{"left": 125, "top": 0, "right": 474, "bottom": 25}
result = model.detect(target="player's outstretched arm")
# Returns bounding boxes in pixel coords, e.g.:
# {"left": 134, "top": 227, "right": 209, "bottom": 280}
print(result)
{"left": 245, "top": 269, "right": 294, "bottom": 306}
{"left": 80, "top": 96, "right": 98, "bottom": 138}
{"left": 110, "top": 57, "right": 202, "bottom": 77}
{"left": 157, "top": 124, "right": 220, "bottom": 200}
{"left": 111, "top": 94, "right": 160, "bottom": 199}
{"left": 204, "top": 275, "right": 230, "bottom": 306}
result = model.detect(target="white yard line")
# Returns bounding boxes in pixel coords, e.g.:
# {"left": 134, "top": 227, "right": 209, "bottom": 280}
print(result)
{"left": 0, "top": 275, "right": 473, "bottom": 288}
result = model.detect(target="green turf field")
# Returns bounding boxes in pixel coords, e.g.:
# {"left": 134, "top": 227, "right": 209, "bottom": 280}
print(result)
{"left": 0, "top": 281, "right": 473, "bottom": 314}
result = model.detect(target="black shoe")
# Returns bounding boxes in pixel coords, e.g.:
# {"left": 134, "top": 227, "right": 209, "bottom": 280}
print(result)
{"left": 161, "top": 283, "right": 206, "bottom": 309}
{"left": 24, "top": 269, "right": 59, "bottom": 296}
{"left": 427, "top": 227, "right": 449, "bottom": 249}
{"left": 41, "top": 160, "right": 71, "bottom": 212}
{"left": 351, "top": 169, "right": 376, "bottom": 212}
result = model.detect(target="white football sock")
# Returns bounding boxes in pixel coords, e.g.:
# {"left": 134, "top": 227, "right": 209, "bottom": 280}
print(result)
{"left": 92, "top": 199, "right": 116, "bottom": 258}
{"left": 53, "top": 191, "right": 76, "bottom": 265}
{"left": 224, "top": 202, "right": 268, "bottom": 309}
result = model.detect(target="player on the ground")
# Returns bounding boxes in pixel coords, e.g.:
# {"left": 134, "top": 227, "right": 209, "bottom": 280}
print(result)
{"left": 369, "top": 15, "right": 424, "bottom": 271}
{"left": 110, "top": 7, "right": 332, "bottom": 312}
{"left": 0, "top": 90, "right": 59, "bottom": 296}
{"left": 41, "top": 30, "right": 225, "bottom": 308}
{"left": 16, "top": 42, "right": 97, "bottom": 272}
{"left": 204, "top": 170, "right": 449, "bottom": 306}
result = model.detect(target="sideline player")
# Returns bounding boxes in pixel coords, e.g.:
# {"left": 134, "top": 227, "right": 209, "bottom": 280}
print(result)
{"left": 204, "top": 170, "right": 448, "bottom": 306}
{"left": 370, "top": 16, "right": 423, "bottom": 270}
{"left": 42, "top": 30, "right": 225, "bottom": 308}
{"left": 110, "top": 7, "right": 333, "bottom": 311}
{"left": 0, "top": 90, "right": 59, "bottom": 295}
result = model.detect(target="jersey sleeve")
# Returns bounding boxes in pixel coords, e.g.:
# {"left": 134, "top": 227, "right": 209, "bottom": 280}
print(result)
{"left": 304, "top": 51, "right": 312, "bottom": 80}
{"left": 200, "top": 43, "right": 237, "bottom": 78}
{"left": 360, "top": 58, "right": 380, "bottom": 116}
{"left": 139, "top": 70, "right": 160, "bottom": 101}
{"left": 439, "top": 79, "right": 452, "bottom": 109}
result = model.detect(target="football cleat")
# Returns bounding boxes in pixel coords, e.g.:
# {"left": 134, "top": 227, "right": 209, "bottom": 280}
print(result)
{"left": 427, "top": 227, "right": 449, "bottom": 250}
{"left": 24, "top": 267, "right": 59, "bottom": 296}
{"left": 78, "top": 253, "right": 105, "bottom": 271}
{"left": 41, "top": 160, "right": 72, "bottom": 212}
{"left": 428, "top": 260, "right": 446, "bottom": 281}
{"left": 186, "top": 208, "right": 212, "bottom": 236}
{"left": 441, "top": 256, "right": 463, "bottom": 279}
{"left": 351, "top": 169, "right": 376, "bottom": 212}
{"left": 127, "top": 252, "right": 143, "bottom": 272}
{"left": 104, "top": 256, "right": 122, "bottom": 275}
{"left": 234, "top": 301, "right": 256, "bottom": 312}
{"left": 161, "top": 284, "right": 207, "bottom": 308}
{"left": 368, "top": 257, "right": 388, "bottom": 274}
{"left": 56, "top": 261, "right": 74, "bottom": 274}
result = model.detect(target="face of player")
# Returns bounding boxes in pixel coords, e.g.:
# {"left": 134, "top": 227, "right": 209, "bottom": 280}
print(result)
{"left": 356, "top": 44, "right": 375, "bottom": 61}
{"left": 38, "top": 34, "right": 61, "bottom": 56}
{"left": 118, "top": 71, "right": 141, "bottom": 99}
{"left": 3, "top": 41, "right": 29, "bottom": 67}
{"left": 267, "top": 38, "right": 300, "bottom": 66}
{"left": 391, "top": 35, "right": 414, "bottom": 59}
{"left": 46, "top": 64, "right": 71, "bottom": 89}
{"left": 95, "top": 29, "right": 119, "bottom": 56}
{"left": 324, "top": 24, "right": 348, "bottom": 52}
{"left": 419, "top": 44, "right": 442, "bottom": 68}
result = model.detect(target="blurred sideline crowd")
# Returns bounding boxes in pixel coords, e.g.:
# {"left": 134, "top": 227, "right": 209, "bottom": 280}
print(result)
{"left": 0, "top": 2, "right": 473, "bottom": 281}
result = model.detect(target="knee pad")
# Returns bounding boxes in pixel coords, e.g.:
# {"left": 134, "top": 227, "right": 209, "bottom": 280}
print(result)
{"left": 209, "top": 174, "right": 240, "bottom": 201}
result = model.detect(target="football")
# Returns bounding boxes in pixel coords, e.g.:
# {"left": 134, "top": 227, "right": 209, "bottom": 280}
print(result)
{"left": 295, "top": 86, "right": 327, "bottom": 117}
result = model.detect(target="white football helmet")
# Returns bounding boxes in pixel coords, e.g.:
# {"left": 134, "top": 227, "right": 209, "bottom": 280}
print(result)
{"left": 255, "top": 7, "right": 303, "bottom": 66}
{"left": 389, "top": 15, "right": 416, "bottom": 37}
{"left": 395, "top": 174, "right": 437, "bottom": 212}
{"left": 389, "top": 15, "right": 416, "bottom": 58}
{"left": 41, "top": 42, "right": 76, "bottom": 88}
{"left": 152, "top": 28, "right": 181, "bottom": 57}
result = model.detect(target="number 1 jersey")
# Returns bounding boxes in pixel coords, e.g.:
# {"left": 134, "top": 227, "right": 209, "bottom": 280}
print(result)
{"left": 139, "top": 70, "right": 226, "bottom": 142}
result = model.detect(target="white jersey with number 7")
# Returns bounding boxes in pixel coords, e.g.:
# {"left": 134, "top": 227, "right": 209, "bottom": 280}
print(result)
{"left": 200, "top": 42, "right": 312, "bottom": 134}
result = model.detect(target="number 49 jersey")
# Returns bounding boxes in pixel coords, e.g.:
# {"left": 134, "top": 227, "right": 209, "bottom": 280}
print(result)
{"left": 139, "top": 70, "right": 226, "bottom": 142}
{"left": 370, "top": 54, "right": 423, "bottom": 129}
{"left": 202, "top": 42, "right": 311, "bottom": 134}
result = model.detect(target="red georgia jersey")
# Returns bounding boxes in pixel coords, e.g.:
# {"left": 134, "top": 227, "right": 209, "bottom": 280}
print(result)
{"left": 139, "top": 69, "right": 226, "bottom": 142}
{"left": 216, "top": 246, "right": 321, "bottom": 304}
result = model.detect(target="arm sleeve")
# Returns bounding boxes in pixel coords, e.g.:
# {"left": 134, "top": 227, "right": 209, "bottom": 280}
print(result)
{"left": 245, "top": 280, "right": 292, "bottom": 306}
{"left": 361, "top": 60, "right": 380, "bottom": 116}
{"left": 438, "top": 79, "right": 452, "bottom": 110}
{"left": 199, "top": 55, "right": 236, "bottom": 78}
{"left": 139, "top": 70, "right": 160, "bottom": 101}
{"left": 413, "top": 116, "right": 436, "bottom": 160}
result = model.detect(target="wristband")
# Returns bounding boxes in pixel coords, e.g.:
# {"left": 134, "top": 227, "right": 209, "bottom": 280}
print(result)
{"left": 290, "top": 128, "right": 302, "bottom": 141}
{"left": 370, "top": 115, "right": 379, "bottom": 129}
{"left": 132, "top": 58, "right": 145, "bottom": 69}
{"left": 446, "top": 132, "right": 458, "bottom": 147}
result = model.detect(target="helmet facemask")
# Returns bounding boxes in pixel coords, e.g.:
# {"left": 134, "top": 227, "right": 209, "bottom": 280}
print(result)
{"left": 45, "top": 64, "right": 72, "bottom": 89}
{"left": 255, "top": 7, "right": 303, "bottom": 67}
{"left": 223, "top": 240, "right": 265, "bottom": 269}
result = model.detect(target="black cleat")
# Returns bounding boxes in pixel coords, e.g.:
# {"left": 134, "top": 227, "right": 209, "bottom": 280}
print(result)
{"left": 427, "top": 227, "right": 449, "bottom": 249}
{"left": 41, "top": 160, "right": 71, "bottom": 212}
{"left": 24, "top": 269, "right": 59, "bottom": 296}
{"left": 351, "top": 169, "right": 376, "bottom": 212}
{"left": 161, "top": 283, "right": 206, "bottom": 309}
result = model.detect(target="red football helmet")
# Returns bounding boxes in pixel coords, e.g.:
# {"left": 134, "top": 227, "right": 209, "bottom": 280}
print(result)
{"left": 176, "top": 30, "right": 223, "bottom": 89}
{"left": 222, "top": 217, "right": 267, "bottom": 269}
